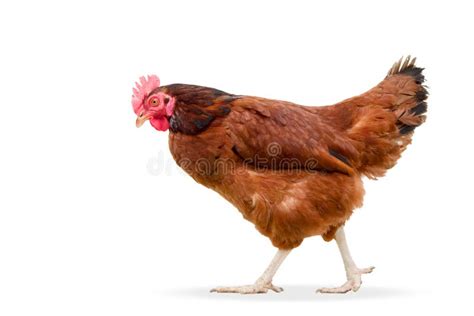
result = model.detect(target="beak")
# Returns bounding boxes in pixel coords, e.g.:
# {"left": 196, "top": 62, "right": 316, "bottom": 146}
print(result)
{"left": 136, "top": 114, "right": 150, "bottom": 128}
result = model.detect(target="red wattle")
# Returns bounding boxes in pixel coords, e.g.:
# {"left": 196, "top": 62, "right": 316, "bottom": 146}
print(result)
{"left": 150, "top": 117, "right": 170, "bottom": 131}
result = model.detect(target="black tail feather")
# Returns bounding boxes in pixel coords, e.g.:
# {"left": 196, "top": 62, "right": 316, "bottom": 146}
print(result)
{"left": 389, "top": 56, "right": 428, "bottom": 135}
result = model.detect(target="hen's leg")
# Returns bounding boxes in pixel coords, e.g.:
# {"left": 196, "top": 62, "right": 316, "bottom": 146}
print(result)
{"left": 211, "top": 249, "right": 290, "bottom": 294}
{"left": 318, "top": 227, "right": 374, "bottom": 294}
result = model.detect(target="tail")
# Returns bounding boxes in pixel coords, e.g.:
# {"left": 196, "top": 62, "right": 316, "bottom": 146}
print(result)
{"left": 324, "top": 56, "right": 429, "bottom": 179}
{"left": 386, "top": 56, "right": 428, "bottom": 135}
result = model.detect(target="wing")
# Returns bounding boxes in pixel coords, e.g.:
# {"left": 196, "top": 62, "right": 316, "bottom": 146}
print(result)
{"left": 224, "top": 97, "right": 359, "bottom": 174}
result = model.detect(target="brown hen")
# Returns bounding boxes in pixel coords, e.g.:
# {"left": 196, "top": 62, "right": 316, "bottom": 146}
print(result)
{"left": 133, "top": 56, "right": 428, "bottom": 294}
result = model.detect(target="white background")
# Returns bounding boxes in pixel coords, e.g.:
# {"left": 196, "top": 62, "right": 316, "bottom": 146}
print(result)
{"left": 1, "top": 0, "right": 473, "bottom": 315}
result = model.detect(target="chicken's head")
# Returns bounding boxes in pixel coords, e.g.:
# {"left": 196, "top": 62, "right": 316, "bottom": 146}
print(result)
{"left": 132, "top": 75, "right": 176, "bottom": 131}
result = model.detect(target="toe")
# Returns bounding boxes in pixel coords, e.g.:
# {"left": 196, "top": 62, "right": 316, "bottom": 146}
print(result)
{"left": 210, "top": 285, "right": 270, "bottom": 294}
{"left": 360, "top": 266, "right": 375, "bottom": 274}
{"left": 317, "top": 279, "right": 361, "bottom": 294}
{"left": 317, "top": 286, "right": 351, "bottom": 294}
{"left": 351, "top": 280, "right": 361, "bottom": 292}
{"left": 211, "top": 286, "right": 246, "bottom": 293}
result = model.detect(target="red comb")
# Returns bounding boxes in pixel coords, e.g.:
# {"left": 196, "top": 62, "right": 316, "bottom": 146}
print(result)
{"left": 132, "top": 75, "right": 161, "bottom": 114}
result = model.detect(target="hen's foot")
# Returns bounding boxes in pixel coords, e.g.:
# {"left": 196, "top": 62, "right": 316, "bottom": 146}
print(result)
{"left": 210, "top": 282, "right": 283, "bottom": 294}
{"left": 317, "top": 266, "right": 375, "bottom": 294}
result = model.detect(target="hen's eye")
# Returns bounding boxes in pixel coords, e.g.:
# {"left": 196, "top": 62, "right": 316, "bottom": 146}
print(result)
{"left": 150, "top": 98, "right": 159, "bottom": 106}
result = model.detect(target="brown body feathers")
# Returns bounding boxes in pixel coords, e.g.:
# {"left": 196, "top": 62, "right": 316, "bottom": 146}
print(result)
{"left": 163, "top": 56, "right": 428, "bottom": 249}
